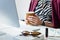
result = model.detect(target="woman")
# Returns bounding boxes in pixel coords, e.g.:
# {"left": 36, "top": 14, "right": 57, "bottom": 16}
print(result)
{"left": 27, "top": 0, "right": 53, "bottom": 27}
{"left": 52, "top": 0, "right": 60, "bottom": 28}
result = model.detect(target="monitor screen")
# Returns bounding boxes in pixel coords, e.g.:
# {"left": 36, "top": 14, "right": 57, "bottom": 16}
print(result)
{"left": 0, "top": 0, "right": 20, "bottom": 27}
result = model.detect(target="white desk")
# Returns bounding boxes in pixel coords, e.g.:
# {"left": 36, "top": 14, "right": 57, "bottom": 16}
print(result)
{"left": 0, "top": 20, "right": 45, "bottom": 40}
{"left": 0, "top": 20, "right": 60, "bottom": 40}
{"left": 0, "top": 31, "right": 19, "bottom": 40}
{"left": 19, "top": 20, "right": 60, "bottom": 36}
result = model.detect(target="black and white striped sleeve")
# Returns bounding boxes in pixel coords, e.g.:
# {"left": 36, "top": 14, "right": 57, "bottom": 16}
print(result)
{"left": 34, "top": 0, "right": 52, "bottom": 22}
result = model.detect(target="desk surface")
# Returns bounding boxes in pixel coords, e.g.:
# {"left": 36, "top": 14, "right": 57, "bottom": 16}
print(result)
{"left": 0, "top": 20, "right": 60, "bottom": 36}
{"left": 0, "top": 20, "right": 60, "bottom": 40}
{"left": 20, "top": 20, "right": 60, "bottom": 36}
{"left": 0, "top": 31, "right": 19, "bottom": 40}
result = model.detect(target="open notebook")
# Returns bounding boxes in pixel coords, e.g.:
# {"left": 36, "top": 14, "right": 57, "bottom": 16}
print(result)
{"left": 0, "top": 0, "right": 20, "bottom": 27}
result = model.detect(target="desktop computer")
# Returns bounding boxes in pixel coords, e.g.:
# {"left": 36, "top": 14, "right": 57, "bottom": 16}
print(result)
{"left": 0, "top": 0, "right": 20, "bottom": 27}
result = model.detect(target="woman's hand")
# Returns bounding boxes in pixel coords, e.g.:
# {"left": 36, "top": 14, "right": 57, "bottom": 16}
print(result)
{"left": 26, "top": 15, "right": 43, "bottom": 26}
{"left": 45, "top": 21, "right": 54, "bottom": 27}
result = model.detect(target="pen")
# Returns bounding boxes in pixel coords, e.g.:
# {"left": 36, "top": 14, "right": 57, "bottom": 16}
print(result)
{"left": 46, "top": 28, "right": 48, "bottom": 38}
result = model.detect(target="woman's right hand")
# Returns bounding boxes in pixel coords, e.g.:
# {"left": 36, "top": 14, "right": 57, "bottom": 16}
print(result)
{"left": 45, "top": 21, "right": 54, "bottom": 27}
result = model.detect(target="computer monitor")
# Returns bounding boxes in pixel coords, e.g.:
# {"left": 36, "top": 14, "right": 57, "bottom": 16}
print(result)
{"left": 0, "top": 0, "right": 20, "bottom": 27}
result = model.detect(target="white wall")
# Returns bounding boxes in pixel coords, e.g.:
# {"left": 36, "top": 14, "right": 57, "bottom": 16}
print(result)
{"left": 15, "top": 0, "right": 31, "bottom": 20}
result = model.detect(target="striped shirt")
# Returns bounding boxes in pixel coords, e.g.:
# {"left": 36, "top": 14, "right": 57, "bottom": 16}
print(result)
{"left": 34, "top": 0, "right": 52, "bottom": 22}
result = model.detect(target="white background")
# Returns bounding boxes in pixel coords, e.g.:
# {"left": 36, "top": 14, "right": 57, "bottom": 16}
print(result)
{"left": 15, "top": 0, "right": 31, "bottom": 20}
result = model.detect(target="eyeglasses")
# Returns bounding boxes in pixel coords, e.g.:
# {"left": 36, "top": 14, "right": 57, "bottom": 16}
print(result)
{"left": 20, "top": 31, "right": 41, "bottom": 37}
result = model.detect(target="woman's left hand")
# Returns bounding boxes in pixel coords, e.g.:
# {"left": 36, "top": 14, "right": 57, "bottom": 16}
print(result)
{"left": 26, "top": 15, "right": 43, "bottom": 26}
